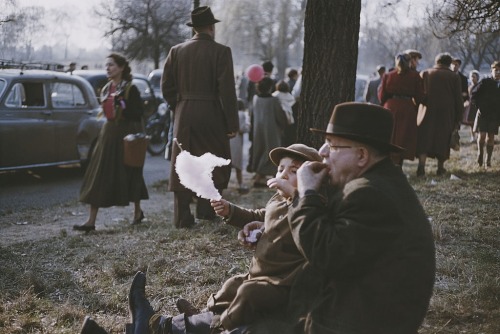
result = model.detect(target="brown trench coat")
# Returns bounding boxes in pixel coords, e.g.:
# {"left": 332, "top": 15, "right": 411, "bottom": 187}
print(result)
{"left": 417, "top": 65, "right": 463, "bottom": 160}
{"left": 162, "top": 33, "right": 238, "bottom": 191}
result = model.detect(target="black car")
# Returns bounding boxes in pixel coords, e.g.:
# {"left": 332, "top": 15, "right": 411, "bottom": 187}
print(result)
{"left": 0, "top": 69, "right": 103, "bottom": 171}
{"left": 72, "top": 70, "right": 157, "bottom": 117}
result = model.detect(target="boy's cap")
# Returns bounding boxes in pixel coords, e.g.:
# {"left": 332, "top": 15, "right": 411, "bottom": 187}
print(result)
{"left": 269, "top": 144, "right": 322, "bottom": 166}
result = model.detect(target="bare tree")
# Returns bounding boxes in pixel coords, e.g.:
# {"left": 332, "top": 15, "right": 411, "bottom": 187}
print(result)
{"left": 216, "top": 0, "right": 305, "bottom": 78}
{"left": 0, "top": 0, "right": 17, "bottom": 25}
{"left": 0, "top": 2, "right": 45, "bottom": 61}
{"left": 298, "top": 0, "right": 362, "bottom": 147}
{"left": 95, "top": 0, "right": 191, "bottom": 68}
{"left": 428, "top": 0, "right": 500, "bottom": 35}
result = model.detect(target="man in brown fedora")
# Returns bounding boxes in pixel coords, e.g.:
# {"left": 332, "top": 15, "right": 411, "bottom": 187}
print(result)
{"left": 287, "top": 102, "right": 436, "bottom": 333}
{"left": 162, "top": 6, "right": 238, "bottom": 228}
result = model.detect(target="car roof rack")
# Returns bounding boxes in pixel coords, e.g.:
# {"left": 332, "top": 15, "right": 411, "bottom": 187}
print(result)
{"left": 0, "top": 59, "right": 65, "bottom": 71}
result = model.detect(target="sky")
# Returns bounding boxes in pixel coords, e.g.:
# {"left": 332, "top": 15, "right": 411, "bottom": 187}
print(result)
{"left": 16, "top": 0, "right": 431, "bottom": 52}
{"left": 18, "top": 0, "right": 107, "bottom": 50}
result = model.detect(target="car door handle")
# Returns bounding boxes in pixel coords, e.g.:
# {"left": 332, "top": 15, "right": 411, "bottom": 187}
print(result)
{"left": 41, "top": 111, "right": 52, "bottom": 116}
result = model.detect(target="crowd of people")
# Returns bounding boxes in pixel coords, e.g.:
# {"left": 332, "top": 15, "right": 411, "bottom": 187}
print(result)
{"left": 68, "top": 5, "right": 499, "bottom": 334}
{"left": 367, "top": 50, "right": 500, "bottom": 176}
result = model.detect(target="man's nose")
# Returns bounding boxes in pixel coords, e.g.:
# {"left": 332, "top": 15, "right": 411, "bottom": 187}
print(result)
{"left": 319, "top": 143, "right": 329, "bottom": 156}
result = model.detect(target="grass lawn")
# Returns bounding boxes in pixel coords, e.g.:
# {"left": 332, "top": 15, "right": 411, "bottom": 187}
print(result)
{"left": 0, "top": 128, "right": 499, "bottom": 333}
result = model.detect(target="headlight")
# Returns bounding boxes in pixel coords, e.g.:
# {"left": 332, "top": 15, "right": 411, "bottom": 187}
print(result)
{"left": 157, "top": 103, "right": 168, "bottom": 116}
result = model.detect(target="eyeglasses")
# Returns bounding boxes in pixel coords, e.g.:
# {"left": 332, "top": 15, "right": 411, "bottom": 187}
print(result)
{"left": 327, "top": 145, "right": 358, "bottom": 152}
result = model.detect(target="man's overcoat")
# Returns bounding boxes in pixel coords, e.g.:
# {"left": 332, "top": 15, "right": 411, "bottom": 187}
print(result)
{"left": 417, "top": 65, "right": 463, "bottom": 160}
{"left": 162, "top": 33, "right": 238, "bottom": 191}
{"left": 288, "top": 159, "right": 436, "bottom": 334}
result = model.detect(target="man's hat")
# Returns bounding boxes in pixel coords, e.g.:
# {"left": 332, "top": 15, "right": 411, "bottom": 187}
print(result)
{"left": 186, "top": 6, "right": 220, "bottom": 27}
{"left": 310, "top": 102, "right": 403, "bottom": 152}
{"left": 269, "top": 144, "right": 322, "bottom": 166}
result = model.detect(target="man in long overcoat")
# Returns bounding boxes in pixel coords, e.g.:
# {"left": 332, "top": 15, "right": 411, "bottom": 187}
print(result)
{"left": 162, "top": 6, "right": 238, "bottom": 228}
{"left": 416, "top": 53, "right": 463, "bottom": 176}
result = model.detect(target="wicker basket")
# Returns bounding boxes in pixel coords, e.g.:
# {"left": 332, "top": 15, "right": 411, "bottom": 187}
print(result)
{"left": 123, "top": 134, "right": 150, "bottom": 167}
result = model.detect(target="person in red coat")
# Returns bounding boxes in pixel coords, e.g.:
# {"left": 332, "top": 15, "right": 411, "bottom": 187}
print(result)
{"left": 379, "top": 53, "right": 424, "bottom": 168}
{"left": 162, "top": 6, "right": 239, "bottom": 228}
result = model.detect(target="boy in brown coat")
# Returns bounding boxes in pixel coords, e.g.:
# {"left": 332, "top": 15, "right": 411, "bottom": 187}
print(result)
{"left": 208, "top": 143, "right": 322, "bottom": 331}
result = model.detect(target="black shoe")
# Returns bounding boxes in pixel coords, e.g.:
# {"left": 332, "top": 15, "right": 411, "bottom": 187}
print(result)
{"left": 132, "top": 211, "right": 145, "bottom": 225}
{"left": 128, "top": 272, "right": 155, "bottom": 334}
{"left": 73, "top": 224, "right": 96, "bottom": 232}
{"left": 176, "top": 298, "right": 200, "bottom": 316}
{"left": 80, "top": 316, "right": 109, "bottom": 334}
{"left": 436, "top": 167, "right": 447, "bottom": 176}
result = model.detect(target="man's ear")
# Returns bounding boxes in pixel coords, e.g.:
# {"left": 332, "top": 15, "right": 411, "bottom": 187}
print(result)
{"left": 357, "top": 146, "right": 370, "bottom": 167}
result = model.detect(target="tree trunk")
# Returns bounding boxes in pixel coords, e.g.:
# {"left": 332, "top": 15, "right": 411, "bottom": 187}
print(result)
{"left": 297, "top": 0, "right": 362, "bottom": 148}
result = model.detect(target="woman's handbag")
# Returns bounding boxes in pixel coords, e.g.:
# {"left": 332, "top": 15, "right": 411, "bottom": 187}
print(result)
{"left": 123, "top": 133, "right": 150, "bottom": 167}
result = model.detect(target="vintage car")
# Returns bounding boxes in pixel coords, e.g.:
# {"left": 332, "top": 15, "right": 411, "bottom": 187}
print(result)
{"left": 0, "top": 69, "right": 103, "bottom": 171}
{"left": 72, "top": 70, "right": 157, "bottom": 118}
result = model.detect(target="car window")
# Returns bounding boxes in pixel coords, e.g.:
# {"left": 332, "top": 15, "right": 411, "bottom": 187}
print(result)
{"left": 51, "top": 82, "right": 86, "bottom": 108}
{"left": 133, "top": 79, "right": 153, "bottom": 99}
{"left": 5, "top": 82, "right": 46, "bottom": 108}
{"left": 0, "top": 79, "right": 6, "bottom": 97}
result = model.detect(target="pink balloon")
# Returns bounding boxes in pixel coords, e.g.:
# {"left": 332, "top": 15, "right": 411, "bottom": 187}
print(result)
{"left": 246, "top": 64, "right": 264, "bottom": 83}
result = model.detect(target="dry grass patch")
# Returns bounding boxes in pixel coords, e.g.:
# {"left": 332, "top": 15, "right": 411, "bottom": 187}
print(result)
{"left": 0, "top": 129, "right": 499, "bottom": 333}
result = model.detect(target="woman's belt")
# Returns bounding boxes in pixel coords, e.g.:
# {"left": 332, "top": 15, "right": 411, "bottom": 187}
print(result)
{"left": 391, "top": 94, "right": 413, "bottom": 100}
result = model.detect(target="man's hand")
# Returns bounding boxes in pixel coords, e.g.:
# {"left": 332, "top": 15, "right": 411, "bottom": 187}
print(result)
{"left": 297, "top": 161, "right": 329, "bottom": 197}
{"left": 227, "top": 132, "right": 237, "bottom": 138}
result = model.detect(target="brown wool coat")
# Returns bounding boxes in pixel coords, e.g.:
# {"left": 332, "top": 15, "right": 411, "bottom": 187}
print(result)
{"left": 162, "top": 33, "right": 238, "bottom": 191}
{"left": 417, "top": 65, "right": 463, "bottom": 160}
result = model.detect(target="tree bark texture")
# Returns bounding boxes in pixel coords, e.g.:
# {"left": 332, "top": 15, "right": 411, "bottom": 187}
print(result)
{"left": 298, "top": 0, "right": 362, "bottom": 148}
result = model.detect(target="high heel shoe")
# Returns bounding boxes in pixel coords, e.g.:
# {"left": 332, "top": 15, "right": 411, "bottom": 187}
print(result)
{"left": 132, "top": 211, "right": 145, "bottom": 225}
{"left": 73, "top": 224, "right": 96, "bottom": 232}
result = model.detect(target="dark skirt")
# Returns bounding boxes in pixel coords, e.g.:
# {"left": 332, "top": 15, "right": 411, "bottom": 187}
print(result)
{"left": 80, "top": 120, "right": 149, "bottom": 207}
{"left": 474, "top": 110, "right": 499, "bottom": 134}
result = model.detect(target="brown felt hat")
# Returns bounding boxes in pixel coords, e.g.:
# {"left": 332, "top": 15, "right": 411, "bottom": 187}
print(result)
{"left": 186, "top": 6, "right": 220, "bottom": 27}
{"left": 310, "top": 102, "right": 403, "bottom": 152}
{"left": 269, "top": 144, "right": 322, "bottom": 166}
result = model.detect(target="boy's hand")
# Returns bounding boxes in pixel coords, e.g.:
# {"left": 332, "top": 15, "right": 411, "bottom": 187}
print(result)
{"left": 238, "top": 221, "right": 264, "bottom": 249}
{"left": 267, "top": 178, "right": 295, "bottom": 199}
{"left": 210, "top": 199, "right": 230, "bottom": 217}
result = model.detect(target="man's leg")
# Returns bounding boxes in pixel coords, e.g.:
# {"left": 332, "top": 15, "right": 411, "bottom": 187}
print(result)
{"left": 174, "top": 191, "right": 195, "bottom": 228}
{"left": 417, "top": 154, "right": 426, "bottom": 176}
{"left": 486, "top": 131, "right": 495, "bottom": 167}
{"left": 128, "top": 272, "right": 155, "bottom": 334}
{"left": 477, "top": 132, "right": 486, "bottom": 166}
{"left": 196, "top": 189, "right": 222, "bottom": 220}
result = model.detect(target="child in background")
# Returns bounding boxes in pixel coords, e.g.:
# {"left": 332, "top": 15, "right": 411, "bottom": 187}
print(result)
{"left": 230, "top": 99, "right": 251, "bottom": 193}
{"left": 272, "top": 80, "right": 296, "bottom": 126}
